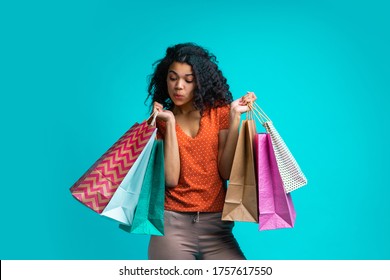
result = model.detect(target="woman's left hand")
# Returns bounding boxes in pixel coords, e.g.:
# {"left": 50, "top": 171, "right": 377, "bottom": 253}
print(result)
{"left": 231, "top": 91, "right": 257, "bottom": 114}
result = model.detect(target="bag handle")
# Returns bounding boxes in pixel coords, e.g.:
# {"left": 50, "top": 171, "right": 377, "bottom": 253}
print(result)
{"left": 146, "top": 110, "right": 159, "bottom": 127}
{"left": 248, "top": 101, "right": 272, "bottom": 125}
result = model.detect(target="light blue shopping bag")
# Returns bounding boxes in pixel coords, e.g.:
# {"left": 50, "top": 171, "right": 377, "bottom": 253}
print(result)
{"left": 100, "top": 129, "right": 157, "bottom": 225}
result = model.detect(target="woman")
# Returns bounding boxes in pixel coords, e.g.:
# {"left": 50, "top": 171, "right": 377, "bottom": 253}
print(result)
{"left": 146, "top": 42, "right": 256, "bottom": 260}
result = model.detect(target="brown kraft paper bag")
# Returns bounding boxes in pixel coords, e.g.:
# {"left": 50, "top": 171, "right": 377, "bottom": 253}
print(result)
{"left": 222, "top": 119, "right": 258, "bottom": 222}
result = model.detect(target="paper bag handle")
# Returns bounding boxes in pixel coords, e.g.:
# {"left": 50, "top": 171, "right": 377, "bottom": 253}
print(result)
{"left": 146, "top": 110, "right": 159, "bottom": 127}
{"left": 248, "top": 102, "right": 272, "bottom": 125}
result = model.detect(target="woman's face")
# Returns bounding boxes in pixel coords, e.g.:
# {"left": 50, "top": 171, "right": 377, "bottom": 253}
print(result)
{"left": 166, "top": 61, "right": 196, "bottom": 109}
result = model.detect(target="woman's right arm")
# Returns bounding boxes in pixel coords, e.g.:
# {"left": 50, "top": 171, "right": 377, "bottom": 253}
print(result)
{"left": 153, "top": 102, "right": 180, "bottom": 187}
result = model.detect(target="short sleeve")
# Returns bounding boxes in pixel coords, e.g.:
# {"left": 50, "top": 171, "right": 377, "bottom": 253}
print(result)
{"left": 218, "top": 105, "right": 230, "bottom": 130}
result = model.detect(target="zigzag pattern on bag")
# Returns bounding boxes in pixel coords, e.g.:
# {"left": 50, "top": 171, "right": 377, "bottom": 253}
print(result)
{"left": 263, "top": 121, "right": 307, "bottom": 193}
{"left": 71, "top": 170, "right": 114, "bottom": 213}
{"left": 70, "top": 121, "right": 156, "bottom": 213}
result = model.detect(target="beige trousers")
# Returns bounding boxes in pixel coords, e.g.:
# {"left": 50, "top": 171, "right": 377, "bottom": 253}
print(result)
{"left": 148, "top": 210, "right": 246, "bottom": 260}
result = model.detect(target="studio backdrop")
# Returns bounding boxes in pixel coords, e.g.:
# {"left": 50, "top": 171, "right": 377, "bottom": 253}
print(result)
{"left": 1, "top": 0, "right": 389, "bottom": 260}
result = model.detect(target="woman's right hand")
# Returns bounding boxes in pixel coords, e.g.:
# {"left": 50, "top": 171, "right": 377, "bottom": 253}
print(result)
{"left": 153, "top": 102, "right": 180, "bottom": 187}
{"left": 153, "top": 102, "right": 175, "bottom": 123}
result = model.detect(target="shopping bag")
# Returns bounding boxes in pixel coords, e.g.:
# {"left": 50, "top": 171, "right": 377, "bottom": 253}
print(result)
{"left": 70, "top": 117, "right": 156, "bottom": 213}
{"left": 119, "top": 139, "right": 165, "bottom": 235}
{"left": 254, "top": 133, "right": 296, "bottom": 230}
{"left": 252, "top": 102, "right": 307, "bottom": 193}
{"left": 101, "top": 129, "right": 157, "bottom": 225}
{"left": 222, "top": 119, "right": 258, "bottom": 222}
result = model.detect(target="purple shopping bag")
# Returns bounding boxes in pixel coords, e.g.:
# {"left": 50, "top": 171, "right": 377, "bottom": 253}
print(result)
{"left": 254, "top": 133, "right": 296, "bottom": 230}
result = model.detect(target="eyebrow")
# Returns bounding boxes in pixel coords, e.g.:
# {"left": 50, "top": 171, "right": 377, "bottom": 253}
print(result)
{"left": 168, "top": 70, "right": 194, "bottom": 76}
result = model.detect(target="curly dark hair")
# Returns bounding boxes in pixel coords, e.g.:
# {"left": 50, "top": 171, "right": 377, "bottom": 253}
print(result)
{"left": 146, "top": 42, "right": 233, "bottom": 114}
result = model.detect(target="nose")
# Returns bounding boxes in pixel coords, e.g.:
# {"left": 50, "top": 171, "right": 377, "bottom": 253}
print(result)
{"left": 175, "top": 78, "right": 184, "bottom": 89}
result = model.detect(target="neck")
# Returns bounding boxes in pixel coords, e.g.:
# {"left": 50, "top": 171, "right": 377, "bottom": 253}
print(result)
{"left": 173, "top": 105, "right": 198, "bottom": 115}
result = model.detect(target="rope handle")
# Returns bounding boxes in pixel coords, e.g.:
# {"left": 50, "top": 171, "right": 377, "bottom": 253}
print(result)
{"left": 146, "top": 110, "right": 159, "bottom": 127}
{"left": 247, "top": 101, "right": 272, "bottom": 125}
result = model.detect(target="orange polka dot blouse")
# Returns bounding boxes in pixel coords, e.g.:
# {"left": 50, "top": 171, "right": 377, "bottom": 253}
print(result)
{"left": 156, "top": 105, "right": 230, "bottom": 212}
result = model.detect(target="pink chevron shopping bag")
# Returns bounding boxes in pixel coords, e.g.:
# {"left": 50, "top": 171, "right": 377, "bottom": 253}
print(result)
{"left": 254, "top": 133, "right": 296, "bottom": 230}
{"left": 70, "top": 119, "right": 156, "bottom": 213}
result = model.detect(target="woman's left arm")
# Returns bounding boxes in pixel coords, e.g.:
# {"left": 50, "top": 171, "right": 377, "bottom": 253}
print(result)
{"left": 218, "top": 92, "right": 256, "bottom": 180}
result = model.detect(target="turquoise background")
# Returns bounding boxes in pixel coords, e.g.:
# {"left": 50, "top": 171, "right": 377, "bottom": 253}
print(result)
{"left": 1, "top": 0, "right": 389, "bottom": 260}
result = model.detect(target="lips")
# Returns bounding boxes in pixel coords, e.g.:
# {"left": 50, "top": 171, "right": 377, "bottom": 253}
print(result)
{"left": 173, "top": 94, "right": 185, "bottom": 99}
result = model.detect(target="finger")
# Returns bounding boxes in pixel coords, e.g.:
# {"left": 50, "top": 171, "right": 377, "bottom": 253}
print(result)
{"left": 241, "top": 96, "right": 250, "bottom": 104}
{"left": 238, "top": 99, "right": 246, "bottom": 106}
{"left": 153, "top": 101, "right": 163, "bottom": 108}
{"left": 246, "top": 91, "right": 254, "bottom": 98}
{"left": 153, "top": 103, "right": 163, "bottom": 111}
{"left": 245, "top": 91, "right": 257, "bottom": 102}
